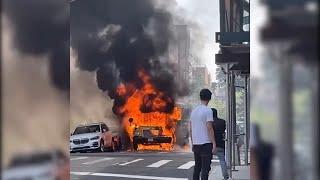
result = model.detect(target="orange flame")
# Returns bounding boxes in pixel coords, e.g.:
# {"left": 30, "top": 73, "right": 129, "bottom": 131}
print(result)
{"left": 115, "top": 69, "right": 181, "bottom": 151}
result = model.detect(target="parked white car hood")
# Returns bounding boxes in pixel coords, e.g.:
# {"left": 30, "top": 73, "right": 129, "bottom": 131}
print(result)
{"left": 70, "top": 132, "right": 101, "bottom": 140}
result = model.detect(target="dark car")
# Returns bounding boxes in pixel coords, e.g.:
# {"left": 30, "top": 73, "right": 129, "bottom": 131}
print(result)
{"left": 132, "top": 126, "right": 172, "bottom": 150}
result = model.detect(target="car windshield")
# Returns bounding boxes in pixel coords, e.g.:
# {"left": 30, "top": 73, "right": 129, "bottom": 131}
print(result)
{"left": 142, "top": 129, "right": 161, "bottom": 137}
{"left": 73, "top": 125, "right": 100, "bottom": 135}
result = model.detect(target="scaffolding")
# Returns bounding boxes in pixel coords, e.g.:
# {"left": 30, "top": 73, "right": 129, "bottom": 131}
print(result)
{"left": 215, "top": 0, "right": 250, "bottom": 178}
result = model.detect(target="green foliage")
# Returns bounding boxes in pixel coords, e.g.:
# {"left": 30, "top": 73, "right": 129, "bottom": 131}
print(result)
{"left": 216, "top": 67, "right": 226, "bottom": 88}
{"left": 212, "top": 67, "right": 247, "bottom": 125}
{"left": 236, "top": 89, "right": 245, "bottom": 122}
{"left": 209, "top": 99, "right": 226, "bottom": 120}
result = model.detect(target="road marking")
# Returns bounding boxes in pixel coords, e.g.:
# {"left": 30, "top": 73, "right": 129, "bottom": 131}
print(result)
{"left": 147, "top": 160, "right": 172, "bottom": 168}
{"left": 71, "top": 172, "right": 91, "bottom": 175}
{"left": 177, "top": 161, "right": 195, "bottom": 169}
{"left": 82, "top": 157, "right": 114, "bottom": 165}
{"left": 119, "top": 158, "right": 144, "bottom": 166}
{"left": 70, "top": 157, "right": 88, "bottom": 161}
{"left": 71, "top": 171, "right": 188, "bottom": 180}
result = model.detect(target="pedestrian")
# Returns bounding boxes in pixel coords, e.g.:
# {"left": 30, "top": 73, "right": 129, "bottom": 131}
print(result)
{"left": 250, "top": 124, "right": 274, "bottom": 180}
{"left": 189, "top": 89, "right": 217, "bottom": 180}
{"left": 211, "top": 108, "right": 229, "bottom": 180}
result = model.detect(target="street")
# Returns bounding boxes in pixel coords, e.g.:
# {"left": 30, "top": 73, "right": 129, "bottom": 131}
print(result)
{"left": 70, "top": 151, "right": 220, "bottom": 180}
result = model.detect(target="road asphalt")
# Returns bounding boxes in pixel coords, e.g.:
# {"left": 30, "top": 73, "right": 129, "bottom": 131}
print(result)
{"left": 70, "top": 151, "right": 221, "bottom": 180}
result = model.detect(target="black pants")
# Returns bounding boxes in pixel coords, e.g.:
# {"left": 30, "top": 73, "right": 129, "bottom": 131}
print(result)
{"left": 193, "top": 143, "right": 213, "bottom": 180}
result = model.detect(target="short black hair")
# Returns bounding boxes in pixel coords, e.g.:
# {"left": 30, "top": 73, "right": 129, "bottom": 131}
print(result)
{"left": 211, "top": 108, "right": 217, "bottom": 118}
{"left": 199, "top": 89, "right": 212, "bottom": 101}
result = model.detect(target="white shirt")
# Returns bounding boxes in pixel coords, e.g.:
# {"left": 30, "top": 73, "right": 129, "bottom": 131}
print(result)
{"left": 190, "top": 104, "right": 214, "bottom": 145}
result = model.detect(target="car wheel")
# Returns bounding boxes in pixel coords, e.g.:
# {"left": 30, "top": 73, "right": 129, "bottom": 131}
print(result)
{"left": 100, "top": 140, "right": 105, "bottom": 152}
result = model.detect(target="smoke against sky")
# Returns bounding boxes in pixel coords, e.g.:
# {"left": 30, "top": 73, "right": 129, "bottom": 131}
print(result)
{"left": 2, "top": 0, "right": 69, "bottom": 91}
{"left": 175, "top": 0, "right": 220, "bottom": 81}
{"left": 70, "top": 49, "right": 118, "bottom": 132}
{"left": 1, "top": 17, "right": 69, "bottom": 166}
{"left": 69, "top": 0, "right": 221, "bottom": 129}
{"left": 71, "top": 0, "right": 188, "bottom": 116}
{"left": 1, "top": 0, "right": 70, "bottom": 167}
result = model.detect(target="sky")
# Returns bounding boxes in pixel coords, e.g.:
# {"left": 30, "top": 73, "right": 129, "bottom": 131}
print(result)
{"left": 176, "top": 0, "right": 267, "bottom": 81}
{"left": 176, "top": 0, "right": 220, "bottom": 82}
{"left": 251, "top": 0, "right": 268, "bottom": 78}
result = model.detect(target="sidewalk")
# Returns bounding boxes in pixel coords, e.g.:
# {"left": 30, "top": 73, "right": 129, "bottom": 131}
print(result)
{"left": 209, "top": 165, "right": 249, "bottom": 180}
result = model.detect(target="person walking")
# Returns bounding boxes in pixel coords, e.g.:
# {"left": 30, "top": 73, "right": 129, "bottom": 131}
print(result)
{"left": 189, "top": 89, "right": 216, "bottom": 180}
{"left": 211, "top": 108, "right": 229, "bottom": 180}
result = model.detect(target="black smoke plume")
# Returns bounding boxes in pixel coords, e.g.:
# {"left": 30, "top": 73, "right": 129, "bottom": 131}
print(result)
{"left": 3, "top": 0, "right": 69, "bottom": 91}
{"left": 71, "top": 0, "right": 185, "bottom": 115}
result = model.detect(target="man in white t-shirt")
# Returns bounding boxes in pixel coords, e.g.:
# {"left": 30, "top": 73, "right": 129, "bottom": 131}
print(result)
{"left": 189, "top": 89, "right": 216, "bottom": 180}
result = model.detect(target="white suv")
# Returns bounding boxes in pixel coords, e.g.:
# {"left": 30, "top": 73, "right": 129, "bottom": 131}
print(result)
{"left": 70, "top": 122, "right": 117, "bottom": 152}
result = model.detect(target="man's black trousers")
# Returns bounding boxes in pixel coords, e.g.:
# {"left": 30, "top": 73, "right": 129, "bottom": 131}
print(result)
{"left": 192, "top": 143, "right": 213, "bottom": 180}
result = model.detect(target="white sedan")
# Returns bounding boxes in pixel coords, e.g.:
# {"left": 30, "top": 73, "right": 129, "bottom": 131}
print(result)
{"left": 70, "top": 122, "right": 116, "bottom": 152}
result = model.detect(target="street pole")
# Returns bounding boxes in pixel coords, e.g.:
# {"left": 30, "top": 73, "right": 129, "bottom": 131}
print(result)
{"left": 225, "top": 64, "right": 232, "bottom": 178}
{"left": 244, "top": 74, "right": 249, "bottom": 165}
{"left": 230, "top": 71, "right": 237, "bottom": 170}
{"left": 247, "top": 75, "right": 250, "bottom": 164}
{"left": 311, "top": 63, "right": 319, "bottom": 179}
{"left": 279, "top": 58, "right": 294, "bottom": 180}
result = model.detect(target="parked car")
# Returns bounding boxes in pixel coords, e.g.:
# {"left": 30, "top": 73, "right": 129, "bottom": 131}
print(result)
{"left": 2, "top": 150, "right": 69, "bottom": 180}
{"left": 133, "top": 126, "right": 172, "bottom": 151}
{"left": 70, "top": 122, "right": 120, "bottom": 153}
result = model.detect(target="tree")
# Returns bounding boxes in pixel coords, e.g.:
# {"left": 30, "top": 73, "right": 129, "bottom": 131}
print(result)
{"left": 211, "top": 68, "right": 247, "bottom": 123}
{"left": 216, "top": 67, "right": 226, "bottom": 89}
{"left": 210, "top": 67, "right": 227, "bottom": 119}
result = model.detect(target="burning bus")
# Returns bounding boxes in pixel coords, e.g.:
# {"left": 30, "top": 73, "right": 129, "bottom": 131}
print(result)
{"left": 113, "top": 70, "right": 182, "bottom": 151}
